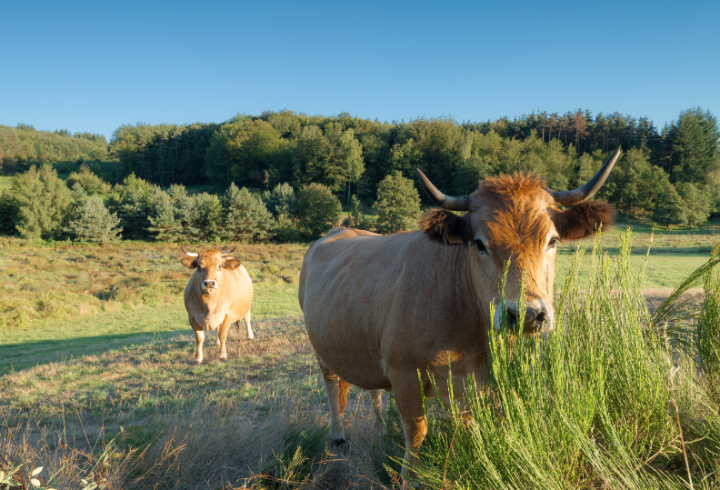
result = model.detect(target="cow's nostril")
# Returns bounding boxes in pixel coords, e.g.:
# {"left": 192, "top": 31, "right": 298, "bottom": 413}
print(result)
{"left": 536, "top": 311, "right": 546, "bottom": 323}
{"left": 505, "top": 308, "right": 517, "bottom": 327}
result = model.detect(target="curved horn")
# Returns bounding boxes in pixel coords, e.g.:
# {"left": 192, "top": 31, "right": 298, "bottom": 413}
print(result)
{"left": 416, "top": 169, "right": 471, "bottom": 211}
{"left": 222, "top": 245, "right": 236, "bottom": 255}
{"left": 181, "top": 245, "right": 198, "bottom": 257}
{"left": 550, "top": 148, "right": 621, "bottom": 206}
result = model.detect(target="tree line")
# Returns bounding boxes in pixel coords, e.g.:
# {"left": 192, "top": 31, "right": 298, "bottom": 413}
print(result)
{"left": 2, "top": 107, "right": 718, "bottom": 234}
{"left": 0, "top": 124, "right": 108, "bottom": 171}
{"left": 107, "top": 108, "right": 720, "bottom": 228}
{"left": 0, "top": 164, "right": 423, "bottom": 243}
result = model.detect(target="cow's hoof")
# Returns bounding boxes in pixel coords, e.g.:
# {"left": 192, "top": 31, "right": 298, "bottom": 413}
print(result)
{"left": 247, "top": 335, "right": 254, "bottom": 341}
{"left": 333, "top": 437, "right": 347, "bottom": 447}
{"left": 194, "top": 360, "right": 203, "bottom": 365}
{"left": 219, "top": 357, "right": 228, "bottom": 362}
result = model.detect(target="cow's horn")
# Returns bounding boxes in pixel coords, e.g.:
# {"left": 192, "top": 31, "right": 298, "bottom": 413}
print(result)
{"left": 550, "top": 148, "right": 621, "bottom": 206}
{"left": 223, "top": 245, "right": 236, "bottom": 255}
{"left": 416, "top": 169, "right": 471, "bottom": 211}
{"left": 181, "top": 245, "right": 198, "bottom": 257}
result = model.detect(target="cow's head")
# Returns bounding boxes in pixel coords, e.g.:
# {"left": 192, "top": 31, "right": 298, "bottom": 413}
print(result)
{"left": 180, "top": 246, "right": 242, "bottom": 293}
{"left": 418, "top": 149, "right": 619, "bottom": 336}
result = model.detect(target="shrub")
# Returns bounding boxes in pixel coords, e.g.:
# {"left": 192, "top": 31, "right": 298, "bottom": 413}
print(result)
{"left": 267, "top": 182, "right": 298, "bottom": 217}
{"left": 66, "top": 164, "right": 112, "bottom": 195}
{"left": 223, "top": 183, "right": 275, "bottom": 242}
{"left": 64, "top": 195, "right": 122, "bottom": 242}
{"left": 373, "top": 171, "right": 421, "bottom": 234}
{"left": 296, "top": 183, "right": 342, "bottom": 239}
{"left": 12, "top": 164, "right": 72, "bottom": 239}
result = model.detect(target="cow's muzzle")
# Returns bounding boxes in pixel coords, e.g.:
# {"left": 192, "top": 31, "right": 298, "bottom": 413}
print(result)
{"left": 503, "top": 302, "right": 553, "bottom": 336}
{"left": 202, "top": 279, "right": 219, "bottom": 291}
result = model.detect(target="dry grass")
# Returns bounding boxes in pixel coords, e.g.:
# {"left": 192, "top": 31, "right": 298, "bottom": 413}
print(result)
{"left": 0, "top": 317, "right": 402, "bottom": 489}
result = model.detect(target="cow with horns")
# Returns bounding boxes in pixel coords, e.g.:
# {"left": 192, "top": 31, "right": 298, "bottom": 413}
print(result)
{"left": 298, "top": 149, "right": 621, "bottom": 482}
{"left": 181, "top": 246, "right": 254, "bottom": 364}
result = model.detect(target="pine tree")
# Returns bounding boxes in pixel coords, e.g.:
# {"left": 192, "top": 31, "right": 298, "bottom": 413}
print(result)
{"left": 147, "top": 191, "right": 183, "bottom": 242}
{"left": 678, "top": 182, "right": 712, "bottom": 227}
{"left": 223, "top": 183, "right": 274, "bottom": 242}
{"left": 373, "top": 171, "right": 421, "bottom": 234}
{"left": 192, "top": 193, "right": 223, "bottom": 242}
{"left": 64, "top": 195, "right": 122, "bottom": 242}
{"left": 652, "top": 183, "right": 687, "bottom": 230}
{"left": 296, "top": 183, "right": 342, "bottom": 239}
{"left": 667, "top": 108, "right": 720, "bottom": 184}
{"left": 266, "top": 182, "right": 297, "bottom": 217}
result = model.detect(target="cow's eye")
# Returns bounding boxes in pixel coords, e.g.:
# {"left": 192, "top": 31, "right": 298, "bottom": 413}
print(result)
{"left": 475, "top": 239, "right": 488, "bottom": 254}
{"left": 548, "top": 237, "right": 560, "bottom": 249}
{"left": 217, "top": 264, "right": 222, "bottom": 270}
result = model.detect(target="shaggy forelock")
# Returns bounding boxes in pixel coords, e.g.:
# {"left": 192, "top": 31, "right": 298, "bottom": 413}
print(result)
{"left": 469, "top": 172, "right": 555, "bottom": 268}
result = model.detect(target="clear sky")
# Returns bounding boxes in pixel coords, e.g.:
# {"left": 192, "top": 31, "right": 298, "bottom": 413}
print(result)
{"left": 2, "top": 0, "right": 718, "bottom": 141}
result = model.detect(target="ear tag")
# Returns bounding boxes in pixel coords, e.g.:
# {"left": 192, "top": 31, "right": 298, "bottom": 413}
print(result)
{"left": 566, "top": 228, "right": 585, "bottom": 240}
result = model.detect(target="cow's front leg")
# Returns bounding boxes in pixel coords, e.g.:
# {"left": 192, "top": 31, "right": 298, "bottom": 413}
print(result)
{"left": 190, "top": 318, "right": 205, "bottom": 364}
{"left": 390, "top": 369, "right": 429, "bottom": 487}
{"left": 217, "top": 316, "right": 233, "bottom": 362}
{"left": 370, "top": 389, "right": 384, "bottom": 432}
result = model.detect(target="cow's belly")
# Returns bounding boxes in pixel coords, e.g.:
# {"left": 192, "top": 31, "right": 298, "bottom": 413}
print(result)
{"left": 305, "top": 313, "right": 392, "bottom": 391}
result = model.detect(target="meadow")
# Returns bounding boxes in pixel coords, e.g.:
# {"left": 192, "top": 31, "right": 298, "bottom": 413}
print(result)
{"left": 1, "top": 223, "right": 720, "bottom": 489}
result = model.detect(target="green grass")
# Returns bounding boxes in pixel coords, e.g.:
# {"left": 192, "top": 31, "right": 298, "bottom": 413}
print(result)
{"left": 0, "top": 175, "right": 11, "bottom": 191}
{"left": 408, "top": 232, "right": 720, "bottom": 488}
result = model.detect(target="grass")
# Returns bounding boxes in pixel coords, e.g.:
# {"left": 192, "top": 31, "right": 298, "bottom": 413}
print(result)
{"left": 0, "top": 175, "right": 11, "bottom": 191}
{"left": 408, "top": 233, "right": 720, "bottom": 489}
{"left": 2, "top": 227, "right": 720, "bottom": 488}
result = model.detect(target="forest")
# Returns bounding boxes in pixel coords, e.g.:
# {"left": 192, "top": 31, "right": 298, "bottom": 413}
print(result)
{"left": 0, "top": 107, "right": 718, "bottom": 243}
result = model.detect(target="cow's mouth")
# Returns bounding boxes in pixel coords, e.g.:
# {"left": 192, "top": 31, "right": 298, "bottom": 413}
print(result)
{"left": 522, "top": 321, "right": 553, "bottom": 337}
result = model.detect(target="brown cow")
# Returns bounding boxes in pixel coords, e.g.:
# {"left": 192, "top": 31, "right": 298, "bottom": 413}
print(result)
{"left": 182, "top": 246, "right": 254, "bottom": 364}
{"left": 298, "top": 149, "right": 620, "bottom": 483}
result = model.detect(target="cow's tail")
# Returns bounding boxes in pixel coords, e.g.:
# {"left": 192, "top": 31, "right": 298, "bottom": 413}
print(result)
{"left": 338, "top": 379, "right": 350, "bottom": 414}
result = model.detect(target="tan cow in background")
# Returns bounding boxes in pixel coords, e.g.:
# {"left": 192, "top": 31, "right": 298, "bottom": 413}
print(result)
{"left": 182, "top": 246, "right": 254, "bottom": 364}
{"left": 299, "top": 149, "right": 620, "bottom": 483}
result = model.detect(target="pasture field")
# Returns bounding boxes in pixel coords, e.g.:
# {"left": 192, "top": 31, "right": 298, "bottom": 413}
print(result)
{"left": 2, "top": 227, "right": 720, "bottom": 488}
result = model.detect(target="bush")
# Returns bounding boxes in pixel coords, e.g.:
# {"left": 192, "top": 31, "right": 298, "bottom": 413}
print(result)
{"left": 223, "top": 183, "right": 275, "bottom": 242}
{"left": 373, "top": 171, "right": 421, "bottom": 234}
{"left": 12, "top": 164, "right": 72, "bottom": 239}
{"left": 267, "top": 182, "right": 298, "bottom": 217}
{"left": 296, "top": 183, "right": 342, "bottom": 239}
{"left": 66, "top": 165, "right": 112, "bottom": 195}
{"left": 64, "top": 195, "right": 122, "bottom": 242}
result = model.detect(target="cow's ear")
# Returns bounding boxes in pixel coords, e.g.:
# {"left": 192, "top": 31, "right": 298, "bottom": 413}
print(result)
{"left": 223, "top": 258, "right": 241, "bottom": 270}
{"left": 181, "top": 256, "right": 198, "bottom": 268}
{"left": 553, "top": 201, "right": 615, "bottom": 241}
{"left": 419, "top": 209, "right": 472, "bottom": 245}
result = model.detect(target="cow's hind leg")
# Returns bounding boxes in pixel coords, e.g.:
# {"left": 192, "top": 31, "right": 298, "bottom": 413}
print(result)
{"left": 244, "top": 309, "right": 254, "bottom": 340}
{"left": 319, "top": 362, "right": 347, "bottom": 446}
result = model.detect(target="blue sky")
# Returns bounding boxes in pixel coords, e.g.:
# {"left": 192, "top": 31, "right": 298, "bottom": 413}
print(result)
{"left": 1, "top": 0, "right": 718, "bottom": 140}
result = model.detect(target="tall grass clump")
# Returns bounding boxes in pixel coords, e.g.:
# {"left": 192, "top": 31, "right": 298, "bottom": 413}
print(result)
{"left": 409, "top": 230, "right": 720, "bottom": 489}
